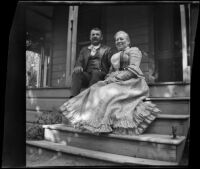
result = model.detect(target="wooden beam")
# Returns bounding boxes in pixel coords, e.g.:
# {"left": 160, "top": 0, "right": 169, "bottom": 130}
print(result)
{"left": 189, "top": 3, "right": 199, "bottom": 66}
{"left": 70, "top": 6, "right": 79, "bottom": 75}
{"left": 37, "top": 48, "right": 42, "bottom": 87}
{"left": 65, "top": 6, "right": 73, "bottom": 87}
{"left": 65, "top": 6, "right": 79, "bottom": 87}
{"left": 23, "top": 1, "right": 199, "bottom": 5}
{"left": 47, "top": 46, "right": 53, "bottom": 87}
{"left": 180, "top": 5, "right": 190, "bottom": 83}
{"left": 43, "top": 54, "right": 48, "bottom": 87}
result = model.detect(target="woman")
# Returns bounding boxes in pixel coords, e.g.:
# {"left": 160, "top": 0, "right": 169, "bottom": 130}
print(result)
{"left": 59, "top": 31, "right": 160, "bottom": 135}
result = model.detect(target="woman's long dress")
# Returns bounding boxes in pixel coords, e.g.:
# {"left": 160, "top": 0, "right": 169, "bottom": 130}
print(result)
{"left": 60, "top": 47, "right": 160, "bottom": 135}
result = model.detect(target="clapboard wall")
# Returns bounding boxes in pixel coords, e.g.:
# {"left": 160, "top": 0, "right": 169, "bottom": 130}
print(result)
{"left": 103, "top": 5, "right": 154, "bottom": 82}
{"left": 51, "top": 6, "right": 69, "bottom": 87}
{"left": 75, "top": 5, "right": 155, "bottom": 83}
{"left": 49, "top": 5, "right": 183, "bottom": 87}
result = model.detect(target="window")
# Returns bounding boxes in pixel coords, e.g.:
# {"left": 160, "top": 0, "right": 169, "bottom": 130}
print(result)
{"left": 26, "top": 50, "right": 41, "bottom": 88}
{"left": 26, "top": 32, "right": 51, "bottom": 88}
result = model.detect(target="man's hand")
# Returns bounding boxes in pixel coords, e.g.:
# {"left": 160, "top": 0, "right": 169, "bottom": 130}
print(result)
{"left": 73, "top": 66, "right": 83, "bottom": 73}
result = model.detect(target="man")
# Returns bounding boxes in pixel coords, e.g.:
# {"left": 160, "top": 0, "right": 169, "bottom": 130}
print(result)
{"left": 71, "top": 27, "right": 112, "bottom": 97}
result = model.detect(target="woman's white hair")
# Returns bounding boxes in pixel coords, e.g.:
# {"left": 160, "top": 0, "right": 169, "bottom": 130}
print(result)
{"left": 114, "top": 31, "right": 131, "bottom": 45}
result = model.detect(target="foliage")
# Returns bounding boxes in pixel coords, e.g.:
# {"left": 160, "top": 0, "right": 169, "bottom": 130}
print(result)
{"left": 26, "top": 51, "right": 40, "bottom": 87}
{"left": 26, "top": 110, "right": 63, "bottom": 140}
{"left": 26, "top": 123, "right": 44, "bottom": 140}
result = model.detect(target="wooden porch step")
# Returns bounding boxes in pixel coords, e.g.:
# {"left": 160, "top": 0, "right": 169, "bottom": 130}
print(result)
{"left": 26, "top": 140, "right": 179, "bottom": 166}
{"left": 42, "top": 124, "right": 186, "bottom": 163}
{"left": 145, "top": 114, "right": 190, "bottom": 136}
{"left": 157, "top": 114, "right": 189, "bottom": 119}
{"left": 26, "top": 83, "right": 190, "bottom": 99}
{"left": 148, "top": 82, "right": 190, "bottom": 98}
{"left": 26, "top": 140, "right": 116, "bottom": 166}
{"left": 145, "top": 97, "right": 190, "bottom": 115}
{"left": 26, "top": 110, "right": 189, "bottom": 136}
{"left": 26, "top": 96, "right": 190, "bottom": 114}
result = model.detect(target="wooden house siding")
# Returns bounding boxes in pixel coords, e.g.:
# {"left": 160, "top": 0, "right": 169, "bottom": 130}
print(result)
{"left": 76, "top": 5, "right": 156, "bottom": 83}
{"left": 25, "top": 4, "right": 195, "bottom": 89}
{"left": 103, "top": 6, "right": 154, "bottom": 82}
{"left": 51, "top": 6, "right": 69, "bottom": 87}
{"left": 64, "top": 5, "right": 187, "bottom": 84}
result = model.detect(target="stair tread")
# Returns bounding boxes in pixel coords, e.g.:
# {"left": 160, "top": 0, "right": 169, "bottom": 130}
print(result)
{"left": 27, "top": 110, "right": 189, "bottom": 119}
{"left": 43, "top": 124, "right": 185, "bottom": 145}
{"left": 145, "top": 97, "right": 190, "bottom": 101}
{"left": 148, "top": 82, "right": 189, "bottom": 85}
{"left": 26, "top": 140, "right": 179, "bottom": 166}
{"left": 157, "top": 114, "right": 190, "bottom": 119}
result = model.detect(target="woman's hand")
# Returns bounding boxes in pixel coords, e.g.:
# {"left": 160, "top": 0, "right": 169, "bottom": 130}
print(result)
{"left": 115, "top": 70, "right": 136, "bottom": 81}
{"left": 104, "top": 74, "right": 118, "bottom": 84}
{"left": 104, "top": 77, "right": 117, "bottom": 84}
{"left": 73, "top": 66, "right": 83, "bottom": 73}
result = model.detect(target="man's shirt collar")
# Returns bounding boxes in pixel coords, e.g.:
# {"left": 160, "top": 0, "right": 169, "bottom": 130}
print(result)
{"left": 88, "top": 44, "right": 101, "bottom": 50}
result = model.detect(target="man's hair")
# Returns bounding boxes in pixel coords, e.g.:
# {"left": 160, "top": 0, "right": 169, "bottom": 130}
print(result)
{"left": 90, "top": 27, "right": 103, "bottom": 36}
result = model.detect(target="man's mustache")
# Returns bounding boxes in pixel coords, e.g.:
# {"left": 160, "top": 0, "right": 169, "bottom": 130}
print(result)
{"left": 92, "top": 37, "right": 99, "bottom": 41}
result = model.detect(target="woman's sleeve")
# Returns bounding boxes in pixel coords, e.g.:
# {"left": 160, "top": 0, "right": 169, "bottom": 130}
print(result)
{"left": 106, "top": 48, "right": 143, "bottom": 82}
{"left": 114, "top": 48, "right": 142, "bottom": 81}
{"left": 126, "top": 47, "right": 144, "bottom": 78}
{"left": 128, "top": 47, "right": 142, "bottom": 67}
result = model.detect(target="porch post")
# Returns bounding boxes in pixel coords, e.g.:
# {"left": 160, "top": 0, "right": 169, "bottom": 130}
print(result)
{"left": 66, "top": 6, "right": 79, "bottom": 87}
{"left": 180, "top": 5, "right": 190, "bottom": 83}
{"left": 70, "top": 6, "right": 78, "bottom": 76}
{"left": 189, "top": 3, "right": 199, "bottom": 67}
{"left": 36, "top": 55, "right": 40, "bottom": 87}
{"left": 43, "top": 53, "right": 48, "bottom": 87}
{"left": 38, "top": 47, "right": 43, "bottom": 87}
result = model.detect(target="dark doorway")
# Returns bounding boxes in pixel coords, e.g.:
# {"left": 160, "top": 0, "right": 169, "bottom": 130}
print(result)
{"left": 154, "top": 4, "right": 183, "bottom": 82}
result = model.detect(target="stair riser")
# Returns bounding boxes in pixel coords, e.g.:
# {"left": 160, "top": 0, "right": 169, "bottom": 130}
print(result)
{"left": 26, "top": 111, "right": 189, "bottom": 136}
{"left": 26, "top": 84, "right": 190, "bottom": 99}
{"left": 26, "top": 99, "right": 189, "bottom": 114}
{"left": 149, "top": 84, "right": 190, "bottom": 98}
{"left": 26, "top": 144, "right": 117, "bottom": 166}
{"left": 146, "top": 119, "right": 190, "bottom": 136}
{"left": 44, "top": 128, "right": 180, "bottom": 162}
{"left": 149, "top": 100, "right": 189, "bottom": 115}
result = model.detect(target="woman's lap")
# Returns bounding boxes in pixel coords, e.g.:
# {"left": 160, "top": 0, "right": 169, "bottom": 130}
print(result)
{"left": 60, "top": 73, "right": 159, "bottom": 135}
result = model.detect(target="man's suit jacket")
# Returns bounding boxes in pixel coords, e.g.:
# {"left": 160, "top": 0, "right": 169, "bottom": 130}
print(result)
{"left": 74, "top": 44, "right": 113, "bottom": 74}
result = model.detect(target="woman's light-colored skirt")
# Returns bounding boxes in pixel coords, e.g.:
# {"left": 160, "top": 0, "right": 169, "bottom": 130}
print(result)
{"left": 60, "top": 71, "right": 160, "bottom": 135}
